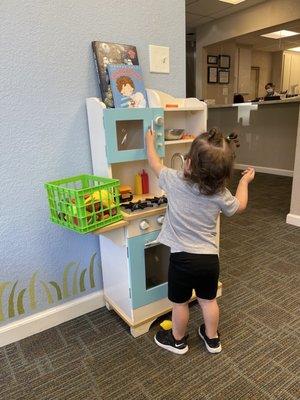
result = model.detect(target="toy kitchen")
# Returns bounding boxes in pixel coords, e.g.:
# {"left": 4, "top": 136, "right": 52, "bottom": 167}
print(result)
{"left": 86, "top": 89, "right": 221, "bottom": 337}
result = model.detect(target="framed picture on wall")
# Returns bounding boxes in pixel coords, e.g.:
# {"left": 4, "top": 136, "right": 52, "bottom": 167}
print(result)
{"left": 219, "top": 55, "right": 230, "bottom": 69}
{"left": 207, "top": 66, "right": 218, "bottom": 83}
{"left": 218, "top": 68, "right": 230, "bottom": 84}
{"left": 207, "top": 55, "right": 218, "bottom": 65}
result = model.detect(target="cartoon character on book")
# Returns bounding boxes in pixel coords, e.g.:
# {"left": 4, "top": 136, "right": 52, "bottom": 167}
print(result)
{"left": 116, "top": 76, "right": 146, "bottom": 108}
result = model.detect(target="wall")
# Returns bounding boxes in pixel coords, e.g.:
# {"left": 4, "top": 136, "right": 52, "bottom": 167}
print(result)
{"left": 289, "top": 109, "right": 300, "bottom": 222}
{"left": 0, "top": 0, "right": 185, "bottom": 327}
{"left": 251, "top": 51, "right": 272, "bottom": 97}
{"left": 271, "top": 51, "right": 284, "bottom": 91}
{"left": 196, "top": 0, "right": 300, "bottom": 98}
{"left": 202, "top": 45, "right": 299, "bottom": 103}
{"left": 270, "top": 50, "right": 300, "bottom": 94}
{"left": 236, "top": 46, "right": 252, "bottom": 98}
{"left": 203, "top": 41, "right": 237, "bottom": 105}
{"left": 186, "top": 40, "right": 196, "bottom": 98}
{"left": 282, "top": 51, "right": 300, "bottom": 94}
{"left": 203, "top": 44, "right": 274, "bottom": 104}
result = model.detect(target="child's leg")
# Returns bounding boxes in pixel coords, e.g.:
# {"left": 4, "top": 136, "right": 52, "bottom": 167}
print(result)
{"left": 172, "top": 301, "right": 189, "bottom": 340}
{"left": 197, "top": 297, "right": 219, "bottom": 339}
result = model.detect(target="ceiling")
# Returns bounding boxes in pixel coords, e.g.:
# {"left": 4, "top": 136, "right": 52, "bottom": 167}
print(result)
{"left": 186, "top": 0, "right": 268, "bottom": 30}
{"left": 186, "top": 1, "right": 300, "bottom": 52}
{"left": 234, "top": 20, "right": 300, "bottom": 51}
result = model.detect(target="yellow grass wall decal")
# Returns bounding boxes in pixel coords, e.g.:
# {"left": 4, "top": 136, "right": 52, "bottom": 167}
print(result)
{"left": 0, "top": 253, "right": 98, "bottom": 322}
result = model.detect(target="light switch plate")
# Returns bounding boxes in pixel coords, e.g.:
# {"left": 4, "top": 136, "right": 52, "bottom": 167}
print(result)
{"left": 149, "top": 45, "right": 170, "bottom": 74}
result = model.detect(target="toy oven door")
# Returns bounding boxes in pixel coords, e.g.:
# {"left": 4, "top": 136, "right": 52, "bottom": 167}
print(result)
{"left": 128, "top": 230, "right": 170, "bottom": 309}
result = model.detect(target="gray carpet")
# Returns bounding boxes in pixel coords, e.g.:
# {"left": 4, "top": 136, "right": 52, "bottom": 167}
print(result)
{"left": 1, "top": 172, "right": 299, "bottom": 400}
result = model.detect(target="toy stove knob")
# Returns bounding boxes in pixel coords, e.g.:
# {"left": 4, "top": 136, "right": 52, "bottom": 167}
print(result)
{"left": 155, "top": 116, "right": 164, "bottom": 126}
{"left": 139, "top": 219, "right": 150, "bottom": 230}
{"left": 157, "top": 215, "right": 165, "bottom": 225}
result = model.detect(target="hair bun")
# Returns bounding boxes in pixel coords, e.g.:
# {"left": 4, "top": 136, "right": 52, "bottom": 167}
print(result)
{"left": 207, "top": 127, "right": 223, "bottom": 145}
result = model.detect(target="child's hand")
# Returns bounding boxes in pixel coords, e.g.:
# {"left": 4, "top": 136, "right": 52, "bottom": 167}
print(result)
{"left": 240, "top": 167, "right": 255, "bottom": 184}
{"left": 146, "top": 129, "right": 155, "bottom": 146}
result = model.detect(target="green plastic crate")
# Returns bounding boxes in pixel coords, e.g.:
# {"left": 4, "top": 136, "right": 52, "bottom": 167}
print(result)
{"left": 45, "top": 174, "right": 123, "bottom": 233}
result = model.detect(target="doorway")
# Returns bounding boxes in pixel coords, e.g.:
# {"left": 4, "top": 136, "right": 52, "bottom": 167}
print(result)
{"left": 249, "top": 66, "right": 260, "bottom": 100}
{"left": 186, "top": 39, "right": 196, "bottom": 98}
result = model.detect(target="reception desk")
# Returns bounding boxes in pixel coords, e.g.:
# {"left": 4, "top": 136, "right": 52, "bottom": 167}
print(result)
{"left": 208, "top": 98, "right": 300, "bottom": 226}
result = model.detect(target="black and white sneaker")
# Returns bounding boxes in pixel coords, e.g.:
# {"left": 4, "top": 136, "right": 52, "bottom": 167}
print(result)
{"left": 154, "top": 330, "right": 188, "bottom": 355}
{"left": 198, "top": 324, "right": 222, "bottom": 354}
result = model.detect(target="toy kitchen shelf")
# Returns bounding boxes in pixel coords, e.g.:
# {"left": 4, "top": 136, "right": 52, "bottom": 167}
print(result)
{"left": 86, "top": 90, "right": 220, "bottom": 337}
{"left": 164, "top": 138, "right": 193, "bottom": 145}
{"left": 146, "top": 89, "right": 208, "bottom": 168}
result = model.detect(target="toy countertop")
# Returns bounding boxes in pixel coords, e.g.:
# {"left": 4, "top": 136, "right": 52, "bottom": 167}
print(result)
{"left": 208, "top": 96, "right": 300, "bottom": 109}
{"left": 92, "top": 219, "right": 129, "bottom": 235}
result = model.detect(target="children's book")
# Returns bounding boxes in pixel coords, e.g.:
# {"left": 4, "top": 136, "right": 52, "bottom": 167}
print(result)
{"left": 107, "top": 64, "right": 148, "bottom": 108}
{"left": 91, "top": 41, "right": 139, "bottom": 108}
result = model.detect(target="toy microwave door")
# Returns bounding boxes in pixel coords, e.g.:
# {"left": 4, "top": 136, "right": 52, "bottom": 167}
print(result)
{"left": 103, "top": 108, "right": 165, "bottom": 163}
{"left": 127, "top": 231, "right": 170, "bottom": 309}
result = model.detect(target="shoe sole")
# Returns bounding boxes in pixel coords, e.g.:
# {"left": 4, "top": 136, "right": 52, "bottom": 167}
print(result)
{"left": 198, "top": 329, "right": 222, "bottom": 354}
{"left": 154, "top": 336, "right": 189, "bottom": 355}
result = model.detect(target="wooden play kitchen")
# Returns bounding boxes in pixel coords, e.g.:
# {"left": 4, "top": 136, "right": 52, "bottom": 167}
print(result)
{"left": 86, "top": 89, "right": 221, "bottom": 337}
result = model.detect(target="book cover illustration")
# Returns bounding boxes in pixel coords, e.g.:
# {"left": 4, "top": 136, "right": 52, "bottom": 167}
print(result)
{"left": 108, "top": 64, "right": 148, "bottom": 108}
{"left": 91, "top": 41, "right": 139, "bottom": 108}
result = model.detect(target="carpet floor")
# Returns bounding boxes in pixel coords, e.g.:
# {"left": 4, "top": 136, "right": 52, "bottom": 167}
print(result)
{"left": 0, "top": 172, "right": 299, "bottom": 400}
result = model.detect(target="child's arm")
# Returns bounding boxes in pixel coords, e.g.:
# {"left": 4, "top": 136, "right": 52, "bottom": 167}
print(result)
{"left": 146, "top": 129, "right": 163, "bottom": 177}
{"left": 235, "top": 167, "right": 255, "bottom": 213}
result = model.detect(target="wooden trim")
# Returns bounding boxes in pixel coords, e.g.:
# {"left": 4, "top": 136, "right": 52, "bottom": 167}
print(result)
{"left": 286, "top": 213, "right": 300, "bottom": 227}
{"left": 234, "top": 164, "right": 293, "bottom": 177}
{"left": 122, "top": 206, "right": 167, "bottom": 221}
{"left": 0, "top": 291, "right": 104, "bottom": 347}
{"left": 93, "top": 220, "right": 129, "bottom": 234}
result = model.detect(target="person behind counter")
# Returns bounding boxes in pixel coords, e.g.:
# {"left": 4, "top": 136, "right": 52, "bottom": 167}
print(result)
{"left": 233, "top": 93, "right": 245, "bottom": 104}
{"left": 264, "top": 82, "right": 279, "bottom": 98}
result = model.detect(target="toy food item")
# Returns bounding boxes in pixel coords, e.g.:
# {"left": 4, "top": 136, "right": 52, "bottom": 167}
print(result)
{"left": 160, "top": 320, "right": 172, "bottom": 330}
{"left": 119, "top": 185, "right": 133, "bottom": 203}
{"left": 134, "top": 174, "right": 142, "bottom": 195}
{"left": 141, "top": 170, "right": 149, "bottom": 194}
{"left": 84, "top": 190, "right": 115, "bottom": 210}
{"left": 165, "top": 104, "right": 178, "bottom": 108}
{"left": 85, "top": 201, "right": 101, "bottom": 213}
{"left": 58, "top": 212, "right": 67, "bottom": 221}
{"left": 182, "top": 132, "right": 196, "bottom": 140}
{"left": 69, "top": 189, "right": 117, "bottom": 226}
{"left": 73, "top": 211, "right": 93, "bottom": 226}
{"left": 95, "top": 207, "right": 117, "bottom": 221}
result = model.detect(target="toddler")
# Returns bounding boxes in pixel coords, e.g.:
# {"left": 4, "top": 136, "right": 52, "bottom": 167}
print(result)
{"left": 146, "top": 127, "right": 255, "bottom": 354}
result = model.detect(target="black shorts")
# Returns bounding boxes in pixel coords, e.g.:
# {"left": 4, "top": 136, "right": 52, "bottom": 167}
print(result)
{"left": 168, "top": 252, "right": 219, "bottom": 303}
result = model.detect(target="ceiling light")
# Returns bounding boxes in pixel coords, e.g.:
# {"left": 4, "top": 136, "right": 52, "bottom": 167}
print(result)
{"left": 261, "top": 30, "right": 300, "bottom": 39}
{"left": 288, "top": 47, "right": 300, "bottom": 52}
{"left": 218, "top": 0, "right": 245, "bottom": 4}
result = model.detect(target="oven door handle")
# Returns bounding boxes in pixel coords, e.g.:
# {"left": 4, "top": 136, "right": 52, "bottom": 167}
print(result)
{"left": 145, "top": 240, "right": 159, "bottom": 249}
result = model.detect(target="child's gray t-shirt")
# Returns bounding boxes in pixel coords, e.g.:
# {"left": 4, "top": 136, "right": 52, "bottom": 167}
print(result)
{"left": 157, "top": 167, "right": 239, "bottom": 254}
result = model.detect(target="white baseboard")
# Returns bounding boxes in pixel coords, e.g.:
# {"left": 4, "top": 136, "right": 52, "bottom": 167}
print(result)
{"left": 0, "top": 290, "right": 104, "bottom": 348}
{"left": 234, "top": 164, "right": 293, "bottom": 177}
{"left": 286, "top": 213, "right": 300, "bottom": 227}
